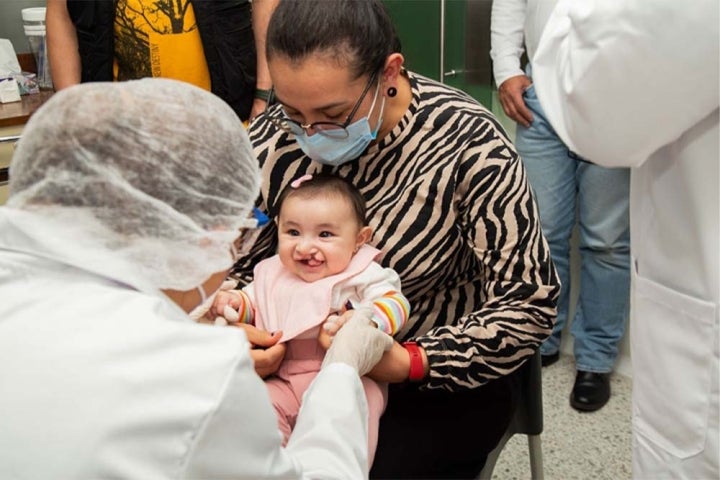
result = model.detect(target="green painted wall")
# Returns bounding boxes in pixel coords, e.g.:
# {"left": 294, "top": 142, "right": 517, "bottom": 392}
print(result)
{"left": 383, "top": 0, "right": 494, "bottom": 108}
{"left": 383, "top": 0, "right": 441, "bottom": 80}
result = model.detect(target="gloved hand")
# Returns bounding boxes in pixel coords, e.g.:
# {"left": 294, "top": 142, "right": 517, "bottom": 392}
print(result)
{"left": 321, "top": 310, "right": 394, "bottom": 376}
{"left": 322, "top": 305, "right": 375, "bottom": 335}
{"left": 189, "top": 279, "right": 237, "bottom": 322}
{"left": 188, "top": 280, "right": 240, "bottom": 326}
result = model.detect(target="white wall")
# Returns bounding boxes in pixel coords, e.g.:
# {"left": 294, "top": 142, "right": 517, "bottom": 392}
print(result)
{"left": 0, "top": 0, "right": 46, "bottom": 54}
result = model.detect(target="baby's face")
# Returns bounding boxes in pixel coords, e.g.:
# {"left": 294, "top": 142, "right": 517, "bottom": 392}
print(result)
{"left": 277, "top": 194, "right": 368, "bottom": 282}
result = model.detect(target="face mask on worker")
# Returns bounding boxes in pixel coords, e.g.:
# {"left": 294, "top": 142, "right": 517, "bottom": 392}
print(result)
{"left": 295, "top": 84, "right": 386, "bottom": 167}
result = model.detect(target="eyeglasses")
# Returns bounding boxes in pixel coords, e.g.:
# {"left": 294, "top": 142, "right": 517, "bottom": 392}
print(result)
{"left": 232, "top": 207, "right": 270, "bottom": 261}
{"left": 266, "top": 72, "right": 379, "bottom": 139}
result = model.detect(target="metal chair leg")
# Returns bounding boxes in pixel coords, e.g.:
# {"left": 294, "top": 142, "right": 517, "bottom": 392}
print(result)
{"left": 528, "top": 434, "right": 544, "bottom": 480}
{"left": 477, "top": 431, "right": 511, "bottom": 479}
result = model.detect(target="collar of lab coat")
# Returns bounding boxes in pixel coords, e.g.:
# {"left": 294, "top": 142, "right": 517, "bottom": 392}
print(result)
{"left": 0, "top": 207, "right": 170, "bottom": 301}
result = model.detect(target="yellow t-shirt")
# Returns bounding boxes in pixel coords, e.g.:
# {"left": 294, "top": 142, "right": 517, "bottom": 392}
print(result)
{"left": 113, "top": 0, "right": 211, "bottom": 90}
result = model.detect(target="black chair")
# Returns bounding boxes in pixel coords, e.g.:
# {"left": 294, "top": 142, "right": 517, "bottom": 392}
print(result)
{"left": 478, "top": 349, "right": 544, "bottom": 479}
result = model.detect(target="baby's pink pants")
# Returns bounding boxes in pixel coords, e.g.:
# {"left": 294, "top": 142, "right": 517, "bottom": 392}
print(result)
{"left": 266, "top": 338, "right": 388, "bottom": 466}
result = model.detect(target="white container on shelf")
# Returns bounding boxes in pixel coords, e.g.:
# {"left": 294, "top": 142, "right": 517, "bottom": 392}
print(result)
{"left": 21, "top": 7, "right": 53, "bottom": 90}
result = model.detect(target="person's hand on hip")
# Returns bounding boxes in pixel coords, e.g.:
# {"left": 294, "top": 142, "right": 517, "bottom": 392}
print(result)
{"left": 498, "top": 74, "right": 534, "bottom": 127}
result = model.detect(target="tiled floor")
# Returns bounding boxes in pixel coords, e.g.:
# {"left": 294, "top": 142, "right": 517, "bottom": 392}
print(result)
{"left": 491, "top": 354, "right": 633, "bottom": 479}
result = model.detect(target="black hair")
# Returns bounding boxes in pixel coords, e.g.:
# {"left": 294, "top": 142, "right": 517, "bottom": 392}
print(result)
{"left": 266, "top": 0, "right": 402, "bottom": 80}
{"left": 277, "top": 174, "right": 367, "bottom": 227}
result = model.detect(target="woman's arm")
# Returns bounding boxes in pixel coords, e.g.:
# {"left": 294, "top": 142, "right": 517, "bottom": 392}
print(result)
{"left": 370, "top": 116, "right": 559, "bottom": 390}
{"left": 249, "top": 0, "right": 279, "bottom": 119}
{"left": 46, "top": 0, "right": 82, "bottom": 90}
{"left": 414, "top": 129, "right": 559, "bottom": 390}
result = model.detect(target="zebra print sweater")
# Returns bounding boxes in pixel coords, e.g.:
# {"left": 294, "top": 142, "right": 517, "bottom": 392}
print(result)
{"left": 241, "top": 71, "right": 559, "bottom": 392}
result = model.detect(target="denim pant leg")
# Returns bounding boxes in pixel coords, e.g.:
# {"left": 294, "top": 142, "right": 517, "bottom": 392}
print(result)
{"left": 515, "top": 83, "right": 576, "bottom": 357}
{"left": 572, "top": 162, "right": 631, "bottom": 372}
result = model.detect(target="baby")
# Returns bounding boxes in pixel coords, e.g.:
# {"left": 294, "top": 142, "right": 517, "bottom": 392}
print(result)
{"left": 214, "top": 173, "right": 409, "bottom": 464}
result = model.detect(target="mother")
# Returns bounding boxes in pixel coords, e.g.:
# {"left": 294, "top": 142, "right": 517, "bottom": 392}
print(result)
{"left": 242, "top": 1, "right": 559, "bottom": 477}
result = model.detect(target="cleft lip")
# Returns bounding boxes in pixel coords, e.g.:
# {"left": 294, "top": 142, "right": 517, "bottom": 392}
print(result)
{"left": 295, "top": 254, "right": 323, "bottom": 268}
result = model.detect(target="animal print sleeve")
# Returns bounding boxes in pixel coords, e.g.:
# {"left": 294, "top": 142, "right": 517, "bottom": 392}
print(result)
{"left": 416, "top": 124, "right": 560, "bottom": 391}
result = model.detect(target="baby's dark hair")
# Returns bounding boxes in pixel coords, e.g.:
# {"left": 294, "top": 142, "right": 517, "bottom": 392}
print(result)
{"left": 277, "top": 174, "right": 367, "bottom": 226}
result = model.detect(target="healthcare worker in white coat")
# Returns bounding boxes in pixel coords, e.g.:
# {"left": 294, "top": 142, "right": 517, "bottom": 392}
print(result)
{"left": 0, "top": 78, "right": 392, "bottom": 479}
{"left": 532, "top": 0, "right": 719, "bottom": 477}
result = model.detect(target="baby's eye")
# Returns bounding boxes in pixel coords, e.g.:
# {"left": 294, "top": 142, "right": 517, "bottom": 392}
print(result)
{"left": 319, "top": 231, "right": 334, "bottom": 238}
{"left": 287, "top": 229, "right": 300, "bottom": 236}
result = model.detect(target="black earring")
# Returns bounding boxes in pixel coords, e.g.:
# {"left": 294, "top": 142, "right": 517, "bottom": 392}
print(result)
{"left": 387, "top": 86, "right": 397, "bottom": 97}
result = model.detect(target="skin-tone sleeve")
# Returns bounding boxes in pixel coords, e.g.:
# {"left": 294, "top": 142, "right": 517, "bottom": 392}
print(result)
{"left": 249, "top": 0, "right": 279, "bottom": 119}
{"left": 46, "top": 0, "right": 82, "bottom": 90}
{"left": 532, "top": 0, "right": 719, "bottom": 167}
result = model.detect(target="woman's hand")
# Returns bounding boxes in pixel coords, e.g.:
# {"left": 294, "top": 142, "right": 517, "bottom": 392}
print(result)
{"left": 250, "top": 344, "right": 286, "bottom": 378}
{"left": 235, "top": 323, "right": 285, "bottom": 378}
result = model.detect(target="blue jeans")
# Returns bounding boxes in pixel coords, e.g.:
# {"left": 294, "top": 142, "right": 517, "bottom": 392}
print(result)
{"left": 516, "top": 67, "right": 631, "bottom": 373}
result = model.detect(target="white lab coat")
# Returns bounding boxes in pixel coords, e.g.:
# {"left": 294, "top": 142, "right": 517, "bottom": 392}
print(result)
{"left": 532, "top": 1, "right": 719, "bottom": 478}
{"left": 0, "top": 207, "right": 370, "bottom": 479}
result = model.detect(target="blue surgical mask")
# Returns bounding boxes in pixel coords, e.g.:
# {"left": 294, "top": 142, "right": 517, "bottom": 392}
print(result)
{"left": 295, "top": 83, "right": 386, "bottom": 166}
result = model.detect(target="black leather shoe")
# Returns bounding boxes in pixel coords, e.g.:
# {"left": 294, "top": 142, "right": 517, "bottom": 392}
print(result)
{"left": 541, "top": 351, "right": 560, "bottom": 367}
{"left": 570, "top": 371, "right": 610, "bottom": 412}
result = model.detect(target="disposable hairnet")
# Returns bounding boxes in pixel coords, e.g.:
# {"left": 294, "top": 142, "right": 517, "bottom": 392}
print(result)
{"left": 8, "top": 78, "right": 259, "bottom": 291}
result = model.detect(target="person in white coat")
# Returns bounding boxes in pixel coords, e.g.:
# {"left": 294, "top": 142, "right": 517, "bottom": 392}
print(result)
{"left": 0, "top": 78, "right": 392, "bottom": 479}
{"left": 490, "top": 0, "right": 631, "bottom": 413}
{"left": 532, "top": 0, "right": 719, "bottom": 477}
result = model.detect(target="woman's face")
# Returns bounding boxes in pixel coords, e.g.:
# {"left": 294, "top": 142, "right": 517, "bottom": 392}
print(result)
{"left": 268, "top": 54, "right": 383, "bottom": 135}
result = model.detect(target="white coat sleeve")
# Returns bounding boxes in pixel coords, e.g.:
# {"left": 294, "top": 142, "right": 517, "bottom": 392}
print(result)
{"left": 490, "top": 0, "right": 528, "bottom": 87}
{"left": 532, "top": 0, "right": 720, "bottom": 167}
{"left": 286, "top": 363, "right": 370, "bottom": 479}
{"left": 184, "top": 340, "right": 369, "bottom": 479}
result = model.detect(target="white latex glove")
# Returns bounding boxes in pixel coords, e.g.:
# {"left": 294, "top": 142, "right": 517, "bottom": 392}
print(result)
{"left": 189, "top": 279, "right": 236, "bottom": 322}
{"left": 213, "top": 304, "right": 242, "bottom": 326}
{"left": 321, "top": 311, "right": 393, "bottom": 376}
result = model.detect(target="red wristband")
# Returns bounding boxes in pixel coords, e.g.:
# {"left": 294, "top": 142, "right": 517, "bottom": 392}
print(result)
{"left": 403, "top": 341, "right": 425, "bottom": 381}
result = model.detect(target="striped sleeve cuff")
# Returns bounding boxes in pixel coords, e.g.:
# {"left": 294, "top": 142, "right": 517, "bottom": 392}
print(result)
{"left": 371, "top": 291, "right": 411, "bottom": 335}
{"left": 236, "top": 290, "right": 255, "bottom": 325}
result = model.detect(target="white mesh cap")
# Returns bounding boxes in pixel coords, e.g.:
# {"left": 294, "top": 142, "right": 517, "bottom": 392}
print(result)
{"left": 8, "top": 78, "right": 260, "bottom": 291}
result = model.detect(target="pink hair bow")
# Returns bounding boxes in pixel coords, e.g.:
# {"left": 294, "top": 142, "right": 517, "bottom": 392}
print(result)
{"left": 290, "top": 174, "right": 313, "bottom": 188}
